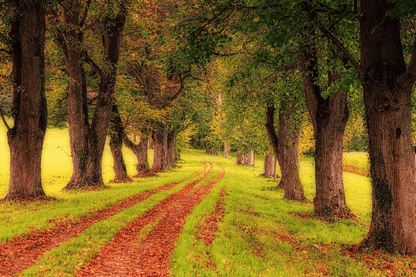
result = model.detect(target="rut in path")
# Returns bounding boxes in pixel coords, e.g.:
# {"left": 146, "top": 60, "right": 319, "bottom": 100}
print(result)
{"left": 0, "top": 162, "right": 211, "bottom": 276}
{"left": 77, "top": 164, "right": 225, "bottom": 277}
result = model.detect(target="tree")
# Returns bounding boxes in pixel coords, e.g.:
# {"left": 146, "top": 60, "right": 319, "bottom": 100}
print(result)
{"left": 51, "top": 0, "right": 128, "bottom": 189}
{"left": 4, "top": 0, "right": 48, "bottom": 200}
{"left": 356, "top": 0, "right": 416, "bottom": 254}
{"left": 311, "top": 0, "right": 416, "bottom": 253}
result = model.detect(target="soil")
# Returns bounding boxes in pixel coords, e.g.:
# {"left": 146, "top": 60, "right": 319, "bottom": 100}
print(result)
{"left": 0, "top": 162, "right": 216, "bottom": 276}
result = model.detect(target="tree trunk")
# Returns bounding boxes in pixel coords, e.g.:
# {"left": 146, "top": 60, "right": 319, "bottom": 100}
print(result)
{"left": 109, "top": 104, "right": 130, "bottom": 182}
{"left": 5, "top": 0, "right": 48, "bottom": 201}
{"left": 301, "top": 47, "right": 349, "bottom": 215}
{"left": 358, "top": 0, "right": 416, "bottom": 254}
{"left": 265, "top": 104, "right": 306, "bottom": 201}
{"left": 244, "top": 150, "right": 255, "bottom": 166}
{"left": 58, "top": 2, "right": 127, "bottom": 190}
{"left": 236, "top": 155, "right": 244, "bottom": 165}
{"left": 152, "top": 125, "right": 168, "bottom": 172}
{"left": 167, "top": 127, "right": 177, "bottom": 168}
{"left": 263, "top": 155, "right": 275, "bottom": 177}
{"left": 224, "top": 143, "right": 230, "bottom": 158}
{"left": 123, "top": 133, "right": 151, "bottom": 176}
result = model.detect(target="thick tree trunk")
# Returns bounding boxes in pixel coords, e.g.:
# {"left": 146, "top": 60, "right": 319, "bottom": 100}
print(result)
{"left": 263, "top": 155, "right": 275, "bottom": 177}
{"left": 358, "top": 0, "right": 416, "bottom": 254}
{"left": 5, "top": 0, "right": 48, "bottom": 201}
{"left": 301, "top": 47, "right": 349, "bottom": 215}
{"left": 277, "top": 105, "right": 306, "bottom": 201}
{"left": 109, "top": 104, "right": 130, "bottom": 182}
{"left": 123, "top": 133, "right": 151, "bottom": 176}
{"left": 152, "top": 125, "right": 168, "bottom": 172}
{"left": 244, "top": 150, "right": 255, "bottom": 166}
{"left": 58, "top": 2, "right": 127, "bottom": 189}
{"left": 224, "top": 143, "right": 230, "bottom": 158}
{"left": 266, "top": 105, "right": 306, "bottom": 201}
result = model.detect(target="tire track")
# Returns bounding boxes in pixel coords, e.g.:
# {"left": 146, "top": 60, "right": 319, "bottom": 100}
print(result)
{"left": 0, "top": 162, "right": 210, "bottom": 276}
{"left": 77, "top": 164, "right": 225, "bottom": 276}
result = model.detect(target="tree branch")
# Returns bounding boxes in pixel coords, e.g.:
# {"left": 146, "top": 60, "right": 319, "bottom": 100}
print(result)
{"left": 0, "top": 105, "right": 11, "bottom": 131}
{"left": 318, "top": 24, "right": 364, "bottom": 81}
{"left": 399, "top": 39, "right": 416, "bottom": 88}
{"left": 83, "top": 52, "right": 102, "bottom": 76}
{"left": 265, "top": 105, "right": 279, "bottom": 157}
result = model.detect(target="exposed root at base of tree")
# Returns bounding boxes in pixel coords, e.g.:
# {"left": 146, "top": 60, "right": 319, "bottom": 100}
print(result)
{"left": 110, "top": 177, "right": 133, "bottom": 183}
{"left": 1, "top": 193, "right": 52, "bottom": 203}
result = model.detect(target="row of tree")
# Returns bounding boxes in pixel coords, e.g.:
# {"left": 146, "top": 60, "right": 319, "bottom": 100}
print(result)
{"left": 175, "top": 0, "right": 416, "bottom": 255}
{"left": 0, "top": 0, "right": 202, "bottom": 199}
{"left": 2, "top": 0, "right": 416, "bottom": 255}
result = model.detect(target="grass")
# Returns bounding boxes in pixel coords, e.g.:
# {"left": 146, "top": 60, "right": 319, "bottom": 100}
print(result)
{"left": 2, "top": 124, "right": 413, "bottom": 276}
{"left": 343, "top": 152, "right": 370, "bottom": 177}
{"left": 171, "top": 150, "right": 377, "bottom": 276}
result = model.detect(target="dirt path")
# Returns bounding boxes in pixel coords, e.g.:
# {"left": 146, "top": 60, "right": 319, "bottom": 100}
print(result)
{"left": 77, "top": 164, "right": 225, "bottom": 276}
{"left": 0, "top": 162, "right": 211, "bottom": 276}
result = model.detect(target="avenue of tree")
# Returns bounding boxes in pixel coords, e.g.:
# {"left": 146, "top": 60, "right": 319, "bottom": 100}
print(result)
{"left": 1, "top": 0, "right": 416, "bottom": 255}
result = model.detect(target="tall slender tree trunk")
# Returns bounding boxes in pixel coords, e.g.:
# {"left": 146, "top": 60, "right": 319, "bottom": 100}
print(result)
{"left": 167, "top": 127, "right": 177, "bottom": 168}
{"left": 358, "top": 0, "right": 416, "bottom": 254}
{"left": 123, "top": 133, "right": 151, "bottom": 176}
{"left": 152, "top": 125, "right": 168, "bottom": 172}
{"left": 301, "top": 48, "right": 349, "bottom": 215}
{"left": 265, "top": 104, "right": 306, "bottom": 201}
{"left": 109, "top": 104, "right": 130, "bottom": 182}
{"left": 5, "top": 0, "right": 47, "bottom": 201}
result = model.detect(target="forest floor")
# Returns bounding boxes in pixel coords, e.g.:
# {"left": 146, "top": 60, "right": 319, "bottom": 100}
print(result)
{"left": 1, "top": 149, "right": 416, "bottom": 276}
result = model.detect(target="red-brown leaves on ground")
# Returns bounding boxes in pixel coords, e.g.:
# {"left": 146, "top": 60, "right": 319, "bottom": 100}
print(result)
{"left": 77, "top": 163, "right": 224, "bottom": 276}
{"left": 0, "top": 164, "right": 209, "bottom": 276}
{"left": 195, "top": 188, "right": 227, "bottom": 246}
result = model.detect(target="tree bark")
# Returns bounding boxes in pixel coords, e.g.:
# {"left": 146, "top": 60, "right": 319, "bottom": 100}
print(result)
{"left": 300, "top": 48, "right": 349, "bottom": 215}
{"left": 265, "top": 104, "right": 306, "bottom": 201}
{"left": 152, "top": 125, "right": 168, "bottom": 172}
{"left": 263, "top": 155, "right": 275, "bottom": 177}
{"left": 224, "top": 143, "right": 230, "bottom": 158}
{"left": 56, "top": 1, "right": 127, "bottom": 189}
{"left": 109, "top": 104, "right": 130, "bottom": 182}
{"left": 167, "top": 127, "right": 177, "bottom": 168}
{"left": 123, "top": 133, "right": 151, "bottom": 176}
{"left": 244, "top": 150, "right": 255, "bottom": 166}
{"left": 5, "top": 0, "right": 48, "bottom": 201}
{"left": 358, "top": 0, "right": 416, "bottom": 254}
{"left": 236, "top": 155, "right": 244, "bottom": 165}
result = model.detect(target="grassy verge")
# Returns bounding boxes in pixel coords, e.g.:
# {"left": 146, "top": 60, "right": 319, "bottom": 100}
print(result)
{"left": 171, "top": 150, "right": 399, "bottom": 276}
{"left": 343, "top": 152, "right": 370, "bottom": 177}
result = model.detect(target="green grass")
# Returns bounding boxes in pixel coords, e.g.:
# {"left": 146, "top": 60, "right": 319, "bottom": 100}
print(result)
{"left": 3, "top": 124, "right": 409, "bottom": 276}
{"left": 343, "top": 152, "right": 370, "bottom": 177}
{"left": 171, "top": 151, "right": 377, "bottom": 276}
